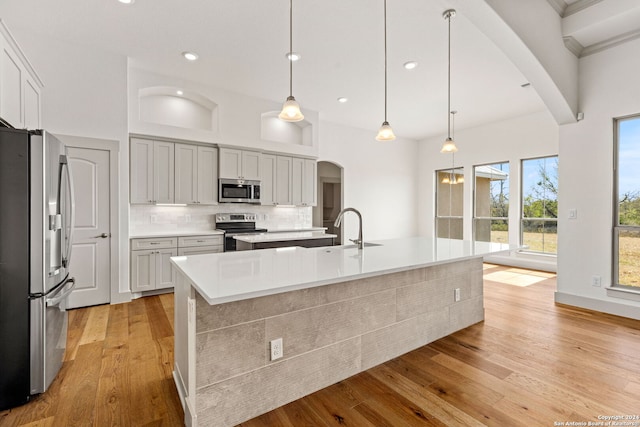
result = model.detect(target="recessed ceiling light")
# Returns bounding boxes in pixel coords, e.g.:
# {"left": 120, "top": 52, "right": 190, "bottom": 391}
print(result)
{"left": 337, "top": 97, "right": 348, "bottom": 103}
{"left": 286, "top": 52, "right": 301, "bottom": 61}
{"left": 118, "top": 0, "right": 134, "bottom": 4}
{"left": 182, "top": 51, "right": 199, "bottom": 61}
{"left": 176, "top": 90, "right": 183, "bottom": 95}
{"left": 403, "top": 61, "right": 418, "bottom": 70}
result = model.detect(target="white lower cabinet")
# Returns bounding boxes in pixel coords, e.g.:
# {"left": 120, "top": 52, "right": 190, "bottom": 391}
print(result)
{"left": 131, "top": 235, "right": 223, "bottom": 292}
{"left": 130, "top": 237, "right": 178, "bottom": 292}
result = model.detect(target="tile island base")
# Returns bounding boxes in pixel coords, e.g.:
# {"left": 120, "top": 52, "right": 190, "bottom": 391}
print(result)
{"left": 172, "top": 241, "right": 488, "bottom": 427}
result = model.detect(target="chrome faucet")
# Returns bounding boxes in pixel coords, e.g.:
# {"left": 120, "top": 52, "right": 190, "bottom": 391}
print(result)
{"left": 334, "top": 207, "right": 363, "bottom": 249}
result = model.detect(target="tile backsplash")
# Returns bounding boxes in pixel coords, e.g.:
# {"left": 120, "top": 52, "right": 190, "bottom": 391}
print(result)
{"left": 130, "top": 204, "right": 313, "bottom": 234}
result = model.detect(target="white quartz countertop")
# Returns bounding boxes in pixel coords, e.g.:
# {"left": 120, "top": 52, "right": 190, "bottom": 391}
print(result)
{"left": 266, "top": 227, "right": 327, "bottom": 233}
{"left": 171, "top": 237, "right": 516, "bottom": 305}
{"left": 130, "top": 230, "right": 224, "bottom": 239}
{"left": 234, "top": 231, "right": 337, "bottom": 243}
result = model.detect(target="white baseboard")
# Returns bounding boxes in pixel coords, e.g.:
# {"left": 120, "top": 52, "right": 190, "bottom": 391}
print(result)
{"left": 554, "top": 291, "right": 640, "bottom": 320}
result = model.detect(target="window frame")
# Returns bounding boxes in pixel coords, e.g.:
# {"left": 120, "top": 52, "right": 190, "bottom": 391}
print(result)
{"left": 435, "top": 167, "right": 464, "bottom": 239}
{"left": 613, "top": 113, "right": 640, "bottom": 290}
{"left": 472, "top": 161, "right": 510, "bottom": 245}
{"left": 520, "top": 155, "right": 559, "bottom": 255}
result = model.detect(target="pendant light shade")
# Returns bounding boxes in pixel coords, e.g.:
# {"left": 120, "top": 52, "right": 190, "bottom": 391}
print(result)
{"left": 376, "top": 121, "right": 396, "bottom": 141}
{"left": 440, "top": 9, "right": 457, "bottom": 153}
{"left": 375, "top": 0, "right": 395, "bottom": 141}
{"left": 279, "top": 0, "right": 304, "bottom": 122}
{"left": 441, "top": 137, "right": 458, "bottom": 153}
{"left": 279, "top": 96, "right": 304, "bottom": 121}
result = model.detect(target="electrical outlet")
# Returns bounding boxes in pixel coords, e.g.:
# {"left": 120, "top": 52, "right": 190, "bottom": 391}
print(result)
{"left": 454, "top": 288, "right": 461, "bottom": 302}
{"left": 270, "top": 338, "right": 283, "bottom": 361}
{"left": 592, "top": 275, "right": 601, "bottom": 287}
{"left": 150, "top": 215, "right": 157, "bottom": 223}
{"left": 185, "top": 214, "right": 191, "bottom": 223}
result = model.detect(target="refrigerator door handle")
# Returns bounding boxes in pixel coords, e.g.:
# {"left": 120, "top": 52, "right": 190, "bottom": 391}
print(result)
{"left": 60, "top": 154, "right": 75, "bottom": 269}
{"left": 46, "top": 277, "right": 75, "bottom": 307}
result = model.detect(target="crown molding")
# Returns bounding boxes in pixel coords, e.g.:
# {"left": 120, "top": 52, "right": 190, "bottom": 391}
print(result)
{"left": 563, "top": 36, "right": 584, "bottom": 56}
{"left": 564, "top": 0, "right": 604, "bottom": 17}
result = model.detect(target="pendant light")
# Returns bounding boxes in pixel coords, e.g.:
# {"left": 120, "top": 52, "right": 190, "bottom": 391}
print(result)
{"left": 279, "top": 0, "right": 304, "bottom": 122}
{"left": 375, "top": 0, "right": 396, "bottom": 141}
{"left": 440, "top": 9, "right": 458, "bottom": 153}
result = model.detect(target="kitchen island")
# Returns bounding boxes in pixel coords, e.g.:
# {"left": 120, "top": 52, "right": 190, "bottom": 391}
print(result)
{"left": 170, "top": 237, "right": 513, "bottom": 427}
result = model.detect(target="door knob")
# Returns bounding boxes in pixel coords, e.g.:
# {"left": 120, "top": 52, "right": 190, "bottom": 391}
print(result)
{"left": 94, "top": 233, "right": 110, "bottom": 238}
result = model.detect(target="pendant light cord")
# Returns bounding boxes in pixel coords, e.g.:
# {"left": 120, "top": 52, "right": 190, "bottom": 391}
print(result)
{"left": 289, "top": 0, "right": 293, "bottom": 97}
{"left": 446, "top": 12, "right": 451, "bottom": 139}
{"left": 383, "top": 0, "right": 388, "bottom": 122}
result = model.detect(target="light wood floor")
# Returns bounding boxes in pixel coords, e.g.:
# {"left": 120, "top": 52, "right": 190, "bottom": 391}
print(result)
{"left": 2, "top": 265, "right": 639, "bottom": 426}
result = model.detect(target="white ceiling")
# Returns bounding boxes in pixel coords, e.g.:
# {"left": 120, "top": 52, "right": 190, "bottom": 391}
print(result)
{"left": 0, "top": 0, "right": 629, "bottom": 140}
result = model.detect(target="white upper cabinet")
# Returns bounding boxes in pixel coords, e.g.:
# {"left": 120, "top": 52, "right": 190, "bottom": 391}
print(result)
{"left": 153, "top": 141, "right": 175, "bottom": 204}
{"left": 132, "top": 138, "right": 217, "bottom": 205}
{"left": 303, "top": 158, "right": 317, "bottom": 206}
{"left": 197, "top": 145, "right": 219, "bottom": 205}
{"left": 241, "top": 150, "right": 261, "bottom": 180}
{"left": 260, "top": 154, "right": 277, "bottom": 206}
{"left": 130, "top": 138, "right": 175, "bottom": 204}
{"left": 175, "top": 143, "right": 198, "bottom": 204}
{"left": 0, "top": 21, "right": 43, "bottom": 129}
{"left": 219, "top": 147, "right": 261, "bottom": 180}
{"left": 291, "top": 157, "right": 317, "bottom": 206}
{"left": 275, "top": 156, "right": 293, "bottom": 205}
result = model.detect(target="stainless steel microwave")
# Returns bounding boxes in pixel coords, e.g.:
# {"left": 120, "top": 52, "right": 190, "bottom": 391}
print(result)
{"left": 218, "top": 178, "right": 261, "bottom": 204}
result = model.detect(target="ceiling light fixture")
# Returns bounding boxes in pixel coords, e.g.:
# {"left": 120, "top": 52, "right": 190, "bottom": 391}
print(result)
{"left": 337, "top": 97, "right": 348, "bottom": 103}
{"left": 118, "top": 0, "right": 134, "bottom": 4}
{"left": 375, "top": 0, "right": 396, "bottom": 141}
{"left": 403, "top": 61, "right": 418, "bottom": 70}
{"left": 279, "top": 0, "right": 304, "bottom": 122}
{"left": 176, "top": 90, "right": 184, "bottom": 95}
{"left": 440, "top": 9, "right": 458, "bottom": 154}
{"left": 182, "top": 51, "right": 199, "bottom": 61}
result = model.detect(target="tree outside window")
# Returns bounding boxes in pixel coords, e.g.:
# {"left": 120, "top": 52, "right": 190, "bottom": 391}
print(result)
{"left": 521, "top": 156, "right": 558, "bottom": 254}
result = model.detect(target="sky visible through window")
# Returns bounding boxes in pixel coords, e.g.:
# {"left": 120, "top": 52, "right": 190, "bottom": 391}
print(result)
{"left": 619, "top": 118, "right": 640, "bottom": 196}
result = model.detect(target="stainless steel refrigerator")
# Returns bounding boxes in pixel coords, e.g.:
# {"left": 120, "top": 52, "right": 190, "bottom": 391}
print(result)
{"left": 0, "top": 126, "right": 76, "bottom": 410}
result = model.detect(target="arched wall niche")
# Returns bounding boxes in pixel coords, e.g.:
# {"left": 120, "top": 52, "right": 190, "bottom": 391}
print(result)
{"left": 138, "top": 86, "right": 219, "bottom": 132}
{"left": 260, "top": 111, "right": 312, "bottom": 146}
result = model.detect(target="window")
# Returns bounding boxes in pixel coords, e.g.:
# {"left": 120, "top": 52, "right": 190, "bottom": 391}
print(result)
{"left": 474, "top": 162, "right": 509, "bottom": 244}
{"left": 521, "top": 156, "right": 558, "bottom": 254}
{"left": 615, "top": 115, "right": 640, "bottom": 288}
{"left": 436, "top": 167, "right": 464, "bottom": 239}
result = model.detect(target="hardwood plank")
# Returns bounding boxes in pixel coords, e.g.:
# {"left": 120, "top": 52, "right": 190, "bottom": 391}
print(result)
{"left": 64, "top": 307, "right": 90, "bottom": 362}
{"left": 93, "top": 346, "right": 130, "bottom": 427}
{"left": 53, "top": 341, "right": 103, "bottom": 427}
{"left": 144, "top": 296, "right": 173, "bottom": 340}
{"left": 78, "top": 304, "right": 110, "bottom": 345}
{"left": 4, "top": 268, "right": 640, "bottom": 427}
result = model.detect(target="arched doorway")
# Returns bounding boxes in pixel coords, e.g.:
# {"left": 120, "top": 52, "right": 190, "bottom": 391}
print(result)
{"left": 314, "top": 161, "right": 344, "bottom": 244}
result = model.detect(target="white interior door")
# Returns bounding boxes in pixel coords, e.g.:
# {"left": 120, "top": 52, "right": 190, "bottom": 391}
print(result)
{"left": 66, "top": 147, "right": 111, "bottom": 308}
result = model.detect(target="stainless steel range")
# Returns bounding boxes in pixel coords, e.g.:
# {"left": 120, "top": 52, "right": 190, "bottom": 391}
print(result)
{"left": 215, "top": 213, "right": 267, "bottom": 251}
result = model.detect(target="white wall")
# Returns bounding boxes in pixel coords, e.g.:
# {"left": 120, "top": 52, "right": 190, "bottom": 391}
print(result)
{"left": 129, "top": 68, "right": 319, "bottom": 158}
{"left": 556, "top": 37, "right": 640, "bottom": 319}
{"left": 417, "top": 110, "right": 559, "bottom": 271}
{"left": 10, "top": 27, "right": 132, "bottom": 304}
{"left": 318, "top": 122, "right": 419, "bottom": 242}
